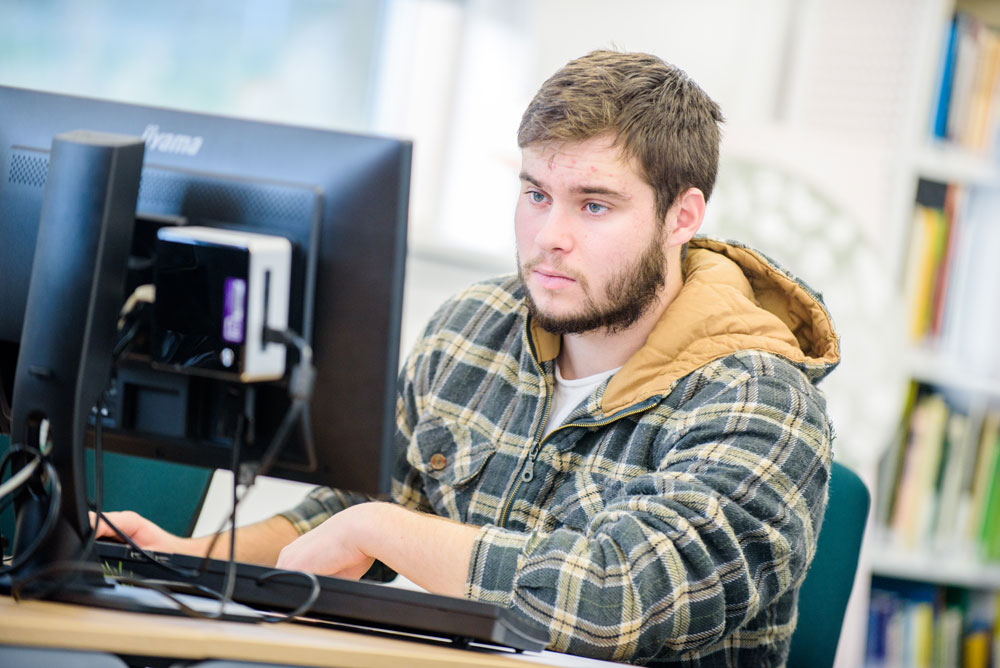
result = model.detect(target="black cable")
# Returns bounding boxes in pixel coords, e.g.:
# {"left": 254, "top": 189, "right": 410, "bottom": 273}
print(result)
{"left": 20, "top": 396, "right": 114, "bottom": 598}
{"left": 254, "top": 569, "right": 321, "bottom": 623}
{"left": 200, "top": 410, "right": 247, "bottom": 566}
{"left": 254, "top": 399, "right": 306, "bottom": 479}
{"left": 1, "top": 394, "right": 110, "bottom": 584}
{"left": 216, "top": 413, "right": 245, "bottom": 618}
{"left": 0, "top": 444, "right": 36, "bottom": 516}
{"left": 112, "top": 291, "right": 152, "bottom": 361}
{"left": 199, "top": 486, "right": 250, "bottom": 574}
{"left": 0, "top": 445, "right": 63, "bottom": 575}
{"left": 111, "top": 317, "right": 142, "bottom": 360}
{"left": 247, "top": 326, "right": 316, "bottom": 481}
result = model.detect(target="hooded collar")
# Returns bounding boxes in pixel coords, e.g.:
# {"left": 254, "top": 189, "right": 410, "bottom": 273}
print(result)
{"left": 527, "top": 236, "right": 840, "bottom": 416}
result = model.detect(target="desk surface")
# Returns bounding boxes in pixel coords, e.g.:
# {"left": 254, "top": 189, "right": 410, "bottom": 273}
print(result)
{"left": 0, "top": 595, "right": 618, "bottom": 668}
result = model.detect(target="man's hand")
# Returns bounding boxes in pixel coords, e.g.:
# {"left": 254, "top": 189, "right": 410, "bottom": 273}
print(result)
{"left": 275, "top": 502, "right": 480, "bottom": 597}
{"left": 275, "top": 506, "right": 375, "bottom": 579}
{"left": 90, "top": 510, "right": 301, "bottom": 566}
{"left": 90, "top": 510, "right": 189, "bottom": 555}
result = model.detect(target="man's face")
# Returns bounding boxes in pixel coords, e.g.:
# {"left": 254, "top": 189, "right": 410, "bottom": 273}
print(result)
{"left": 515, "top": 135, "right": 669, "bottom": 335}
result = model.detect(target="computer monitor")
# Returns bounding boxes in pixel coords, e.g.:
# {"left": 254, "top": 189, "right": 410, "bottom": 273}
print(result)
{"left": 0, "top": 86, "right": 410, "bottom": 546}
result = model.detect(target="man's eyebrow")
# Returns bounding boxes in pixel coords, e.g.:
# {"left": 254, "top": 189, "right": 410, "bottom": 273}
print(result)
{"left": 518, "top": 171, "right": 631, "bottom": 200}
{"left": 573, "top": 184, "right": 630, "bottom": 199}
{"left": 519, "top": 171, "right": 543, "bottom": 188}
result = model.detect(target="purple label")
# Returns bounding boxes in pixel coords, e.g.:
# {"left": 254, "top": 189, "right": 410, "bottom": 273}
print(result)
{"left": 222, "top": 277, "right": 246, "bottom": 344}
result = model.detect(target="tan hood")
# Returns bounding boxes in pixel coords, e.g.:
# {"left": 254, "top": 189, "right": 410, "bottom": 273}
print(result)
{"left": 529, "top": 237, "right": 841, "bottom": 416}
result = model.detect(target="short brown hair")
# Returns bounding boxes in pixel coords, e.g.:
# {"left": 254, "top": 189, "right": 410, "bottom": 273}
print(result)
{"left": 518, "top": 50, "right": 724, "bottom": 222}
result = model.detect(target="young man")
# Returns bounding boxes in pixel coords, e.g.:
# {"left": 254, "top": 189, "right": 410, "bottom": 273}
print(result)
{"left": 99, "top": 51, "right": 839, "bottom": 666}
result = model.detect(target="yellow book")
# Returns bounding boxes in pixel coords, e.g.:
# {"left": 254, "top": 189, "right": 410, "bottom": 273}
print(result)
{"left": 911, "top": 601, "right": 934, "bottom": 668}
{"left": 963, "top": 631, "right": 989, "bottom": 668}
{"left": 907, "top": 207, "right": 940, "bottom": 341}
{"left": 993, "top": 592, "right": 1000, "bottom": 668}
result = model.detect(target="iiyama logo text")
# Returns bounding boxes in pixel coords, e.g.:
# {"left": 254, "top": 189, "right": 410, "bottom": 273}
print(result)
{"left": 142, "top": 124, "right": 204, "bottom": 156}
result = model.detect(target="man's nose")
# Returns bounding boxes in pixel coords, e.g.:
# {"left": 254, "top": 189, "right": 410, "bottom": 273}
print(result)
{"left": 535, "top": 203, "right": 574, "bottom": 253}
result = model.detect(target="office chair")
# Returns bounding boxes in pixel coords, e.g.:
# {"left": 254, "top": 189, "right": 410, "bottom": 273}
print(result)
{"left": 1, "top": 433, "right": 213, "bottom": 547}
{"left": 787, "top": 460, "right": 870, "bottom": 668}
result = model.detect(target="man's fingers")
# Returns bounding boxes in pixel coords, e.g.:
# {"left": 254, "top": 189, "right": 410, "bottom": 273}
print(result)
{"left": 89, "top": 510, "right": 112, "bottom": 538}
{"left": 88, "top": 510, "right": 144, "bottom": 541}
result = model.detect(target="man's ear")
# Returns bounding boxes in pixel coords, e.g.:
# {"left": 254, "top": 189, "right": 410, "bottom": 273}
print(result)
{"left": 665, "top": 187, "right": 706, "bottom": 248}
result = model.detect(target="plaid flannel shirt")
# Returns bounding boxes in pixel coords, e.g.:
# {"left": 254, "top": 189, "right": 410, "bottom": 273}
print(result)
{"left": 282, "top": 238, "right": 840, "bottom": 667}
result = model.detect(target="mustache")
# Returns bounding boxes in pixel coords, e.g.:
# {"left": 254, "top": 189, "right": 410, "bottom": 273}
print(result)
{"left": 520, "top": 255, "right": 583, "bottom": 282}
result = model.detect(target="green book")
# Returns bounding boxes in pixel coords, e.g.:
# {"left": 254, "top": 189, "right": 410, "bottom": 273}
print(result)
{"left": 978, "top": 427, "right": 1000, "bottom": 561}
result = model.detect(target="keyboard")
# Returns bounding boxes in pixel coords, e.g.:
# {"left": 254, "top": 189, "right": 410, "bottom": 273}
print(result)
{"left": 95, "top": 541, "right": 548, "bottom": 652}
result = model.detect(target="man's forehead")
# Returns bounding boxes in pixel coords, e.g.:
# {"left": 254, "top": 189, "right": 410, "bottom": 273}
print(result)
{"left": 520, "top": 137, "right": 640, "bottom": 185}
{"left": 523, "top": 134, "right": 620, "bottom": 161}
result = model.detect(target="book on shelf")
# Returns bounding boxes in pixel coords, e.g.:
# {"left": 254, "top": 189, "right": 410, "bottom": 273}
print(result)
{"left": 875, "top": 382, "right": 920, "bottom": 531}
{"left": 889, "top": 391, "right": 949, "bottom": 549}
{"left": 904, "top": 179, "right": 959, "bottom": 345}
{"left": 979, "top": 426, "right": 1000, "bottom": 562}
{"left": 866, "top": 579, "right": 1000, "bottom": 668}
{"left": 877, "top": 383, "right": 1000, "bottom": 559}
{"left": 932, "top": 411, "right": 972, "bottom": 552}
{"left": 933, "top": 14, "right": 960, "bottom": 140}
{"left": 903, "top": 179, "right": 1000, "bottom": 379}
{"left": 946, "top": 13, "right": 978, "bottom": 146}
{"left": 936, "top": 183, "right": 974, "bottom": 364}
{"left": 930, "top": 184, "right": 963, "bottom": 338}
{"left": 968, "top": 28, "right": 1000, "bottom": 152}
{"left": 967, "top": 412, "right": 1000, "bottom": 550}
{"left": 932, "top": 11, "right": 1000, "bottom": 155}
{"left": 905, "top": 204, "right": 946, "bottom": 341}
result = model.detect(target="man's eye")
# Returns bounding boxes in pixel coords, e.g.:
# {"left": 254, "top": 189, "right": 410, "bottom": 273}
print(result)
{"left": 586, "top": 202, "right": 608, "bottom": 214}
{"left": 529, "top": 191, "right": 547, "bottom": 203}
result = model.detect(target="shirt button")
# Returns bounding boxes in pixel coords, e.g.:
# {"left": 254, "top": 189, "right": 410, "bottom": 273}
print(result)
{"left": 430, "top": 453, "right": 447, "bottom": 470}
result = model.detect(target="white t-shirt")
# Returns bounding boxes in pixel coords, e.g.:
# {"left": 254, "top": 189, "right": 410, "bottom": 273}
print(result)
{"left": 544, "top": 362, "right": 622, "bottom": 437}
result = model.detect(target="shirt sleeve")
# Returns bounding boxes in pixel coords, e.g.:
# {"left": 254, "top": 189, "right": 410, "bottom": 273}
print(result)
{"left": 465, "top": 362, "right": 833, "bottom": 664}
{"left": 278, "top": 485, "right": 376, "bottom": 534}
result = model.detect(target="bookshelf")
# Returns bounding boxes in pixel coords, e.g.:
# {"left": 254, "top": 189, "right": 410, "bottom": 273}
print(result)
{"left": 914, "top": 142, "right": 1000, "bottom": 186}
{"left": 868, "top": 539, "right": 1000, "bottom": 590}
{"left": 867, "top": 0, "right": 1000, "bottom": 663}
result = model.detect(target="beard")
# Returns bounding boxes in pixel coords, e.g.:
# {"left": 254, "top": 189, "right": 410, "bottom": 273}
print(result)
{"left": 518, "top": 228, "right": 667, "bottom": 335}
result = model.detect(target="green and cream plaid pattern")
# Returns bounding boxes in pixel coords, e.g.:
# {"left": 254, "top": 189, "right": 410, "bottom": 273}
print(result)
{"left": 284, "top": 264, "right": 836, "bottom": 667}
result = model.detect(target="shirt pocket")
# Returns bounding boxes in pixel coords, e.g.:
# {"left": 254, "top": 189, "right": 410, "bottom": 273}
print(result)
{"left": 406, "top": 416, "right": 497, "bottom": 514}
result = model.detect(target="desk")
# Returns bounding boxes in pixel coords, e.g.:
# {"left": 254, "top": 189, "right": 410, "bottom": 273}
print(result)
{"left": 0, "top": 596, "right": 619, "bottom": 668}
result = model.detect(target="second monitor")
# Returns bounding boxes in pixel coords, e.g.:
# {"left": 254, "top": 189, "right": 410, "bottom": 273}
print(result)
{"left": 0, "top": 85, "right": 412, "bottom": 495}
